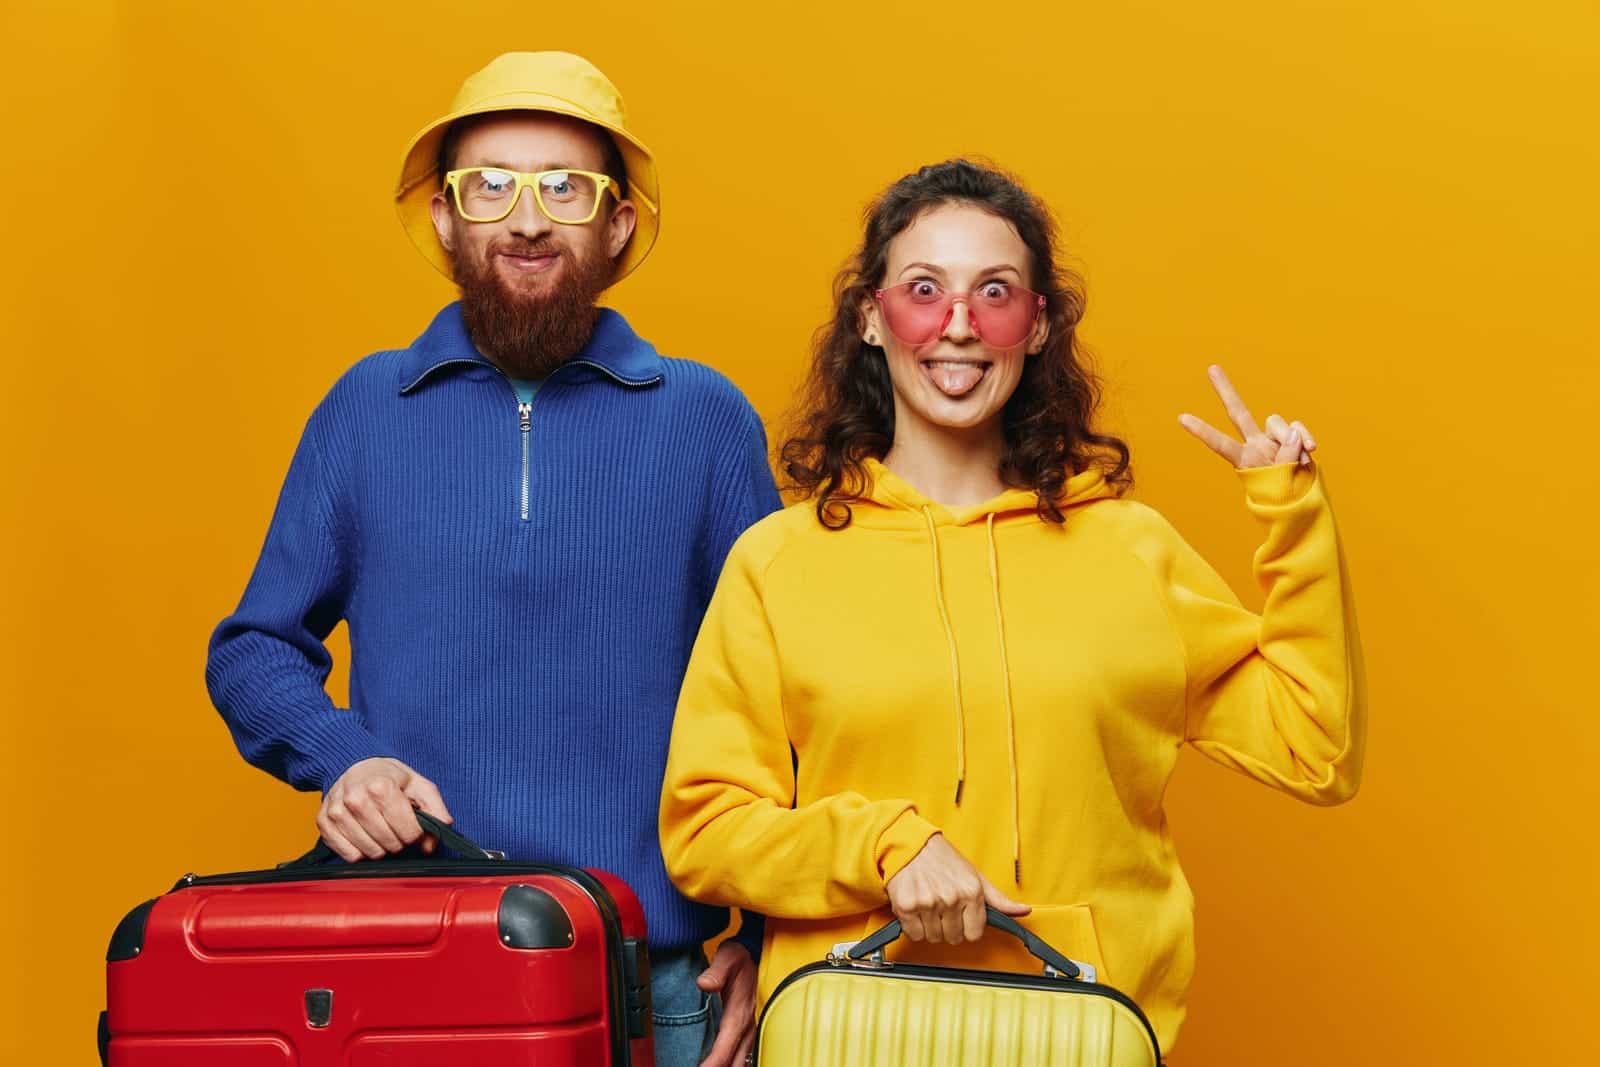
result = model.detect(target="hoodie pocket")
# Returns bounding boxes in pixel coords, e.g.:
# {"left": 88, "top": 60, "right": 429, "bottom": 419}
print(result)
{"left": 859, "top": 903, "right": 1108, "bottom": 983}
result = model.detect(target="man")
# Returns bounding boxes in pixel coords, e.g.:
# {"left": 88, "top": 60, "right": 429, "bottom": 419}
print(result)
{"left": 206, "top": 52, "right": 778, "bottom": 1067}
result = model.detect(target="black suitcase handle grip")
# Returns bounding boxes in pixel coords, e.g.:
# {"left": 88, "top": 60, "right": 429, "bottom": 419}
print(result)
{"left": 279, "top": 810, "right": 503, "bottom": 869}
{"left": 847, "top": 906, "right": 1082, "bottom": 980}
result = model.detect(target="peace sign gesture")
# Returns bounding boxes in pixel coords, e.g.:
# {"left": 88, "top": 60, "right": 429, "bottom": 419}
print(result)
{"left": 1178, "top": 365, "right": 1317, "bottom": 469}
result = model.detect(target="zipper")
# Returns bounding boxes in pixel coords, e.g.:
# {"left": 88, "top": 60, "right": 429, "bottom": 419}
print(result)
{"left": 403, "top": 358, "right": 664, "bottom": 524}
{"left": 518, "top": 401, "right": 532, "bottom": 522}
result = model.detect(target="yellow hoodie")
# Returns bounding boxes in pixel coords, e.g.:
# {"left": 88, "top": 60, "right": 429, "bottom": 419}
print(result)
{"left": 660, "top": 456, "right": 1365, "bottom": 1054}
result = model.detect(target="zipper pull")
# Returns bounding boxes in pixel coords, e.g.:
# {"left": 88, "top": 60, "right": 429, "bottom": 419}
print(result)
{"left": 518, "top": 402, "right": 531, "bottom": 431}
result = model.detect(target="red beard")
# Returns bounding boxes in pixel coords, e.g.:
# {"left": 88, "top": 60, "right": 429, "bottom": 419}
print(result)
{"left": 452, "top": 235, "right": 614, "bottom": 380}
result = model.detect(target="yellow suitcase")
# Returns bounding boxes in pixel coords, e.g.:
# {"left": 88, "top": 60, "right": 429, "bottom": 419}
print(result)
{"left": 753, "top": 908, "right": 1162, "bottom": 1067}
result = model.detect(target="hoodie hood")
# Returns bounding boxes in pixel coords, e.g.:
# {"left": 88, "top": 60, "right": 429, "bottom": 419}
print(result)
{"left": 852, "top": 457, "right": 1118, "bottom": 527}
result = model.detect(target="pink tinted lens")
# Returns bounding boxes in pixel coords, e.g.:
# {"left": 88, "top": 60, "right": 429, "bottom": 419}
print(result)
{"left": 877, "top": 283, "right": 1042, "bottom": 348}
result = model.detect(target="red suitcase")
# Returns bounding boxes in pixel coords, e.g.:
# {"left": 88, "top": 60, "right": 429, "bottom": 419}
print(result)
{"left": 100, "top": 814, "right": 655, "bottom": 1066}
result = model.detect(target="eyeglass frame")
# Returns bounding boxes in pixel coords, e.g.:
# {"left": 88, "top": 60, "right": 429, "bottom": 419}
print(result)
{"left": 872, "top": 280, "right": 1048, "bottom": 347}
{"left": 442, "top": 166, "right": 622, "bottom": 225}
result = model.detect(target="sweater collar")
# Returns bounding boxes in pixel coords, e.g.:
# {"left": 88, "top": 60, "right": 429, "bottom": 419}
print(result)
{"left": 398, "top": 302, "right": 665, "bottom": 394}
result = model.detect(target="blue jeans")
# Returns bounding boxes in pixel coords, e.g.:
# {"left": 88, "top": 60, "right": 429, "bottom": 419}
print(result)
{"left": 650, "top": 948, "right": 723, "bottom": 1067}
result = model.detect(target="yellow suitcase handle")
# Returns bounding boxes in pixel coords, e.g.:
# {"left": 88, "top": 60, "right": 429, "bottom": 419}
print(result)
{"left": 845, "top": 907, "right": 1086, "bottom": 980}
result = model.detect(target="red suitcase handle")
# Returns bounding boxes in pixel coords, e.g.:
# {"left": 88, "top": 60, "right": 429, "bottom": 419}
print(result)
{"left": 279, "top": 810, "right": 506, "bottom": 868}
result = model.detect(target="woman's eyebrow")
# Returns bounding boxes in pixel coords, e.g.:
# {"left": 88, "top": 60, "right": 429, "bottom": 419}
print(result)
{"left": 895, "top": 261, "right": 1024, "bottom": 280}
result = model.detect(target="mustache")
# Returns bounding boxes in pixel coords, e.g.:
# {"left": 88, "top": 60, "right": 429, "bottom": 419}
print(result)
{"left": 488, "top": 237, "right": 568, "bottom": 259}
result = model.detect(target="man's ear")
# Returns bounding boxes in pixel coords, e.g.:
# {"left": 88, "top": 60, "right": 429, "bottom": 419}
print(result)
{"left": 605, "top": 199, "right": 638, "bottom": 261}
{"left": 429, "top": 190, "right": 456, "bottom": 253}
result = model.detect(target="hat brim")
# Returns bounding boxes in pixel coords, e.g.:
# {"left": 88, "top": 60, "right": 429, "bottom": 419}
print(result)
{"left": 394, "top": 93, "right": 660, "bottom": 284}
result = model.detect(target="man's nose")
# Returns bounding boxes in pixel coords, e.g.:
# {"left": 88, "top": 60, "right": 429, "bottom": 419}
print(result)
{"left": 505, "top": 183, "right": 554, "bottom": 241}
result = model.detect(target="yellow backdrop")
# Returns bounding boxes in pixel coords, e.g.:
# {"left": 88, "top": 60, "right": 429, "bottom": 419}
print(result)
{"left": 4, "top": 1, "right": 1596, "bottom": 1063}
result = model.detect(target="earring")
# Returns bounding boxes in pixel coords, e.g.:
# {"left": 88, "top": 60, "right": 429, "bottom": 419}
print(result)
{"left": 866, "top": 334, "right": 878, "bottom": 345}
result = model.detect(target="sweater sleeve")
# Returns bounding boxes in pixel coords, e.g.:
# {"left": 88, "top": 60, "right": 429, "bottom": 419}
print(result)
{"left": 660, "top": 529, "right": 942, "bottom": 920}
{"left": 205, "top": 411, "right": 394, "bottom": 792}
{"left": 1137, "top": 461, "right": 1366, "bottom": 805}
{"left": 697, "top": 400, "right": 783, "bottom": 609}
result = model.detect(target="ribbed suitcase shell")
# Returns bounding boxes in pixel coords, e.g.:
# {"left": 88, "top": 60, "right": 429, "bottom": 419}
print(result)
{"left": 756, "top": 964, "right": 1161, "bottom": 1067}
{"left": 102, "top": 857, "right": 655, "bottom": 1067}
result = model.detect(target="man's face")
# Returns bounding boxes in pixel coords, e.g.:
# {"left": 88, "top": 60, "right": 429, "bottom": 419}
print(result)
{"left": 427, "top": 113, "right": 637, "bottom": 378}
{"left": 429, "top": 112, "right": 635, "bottom": 297}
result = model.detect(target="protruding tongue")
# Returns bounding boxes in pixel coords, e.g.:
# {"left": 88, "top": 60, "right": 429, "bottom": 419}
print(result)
{"left": 927, "top": 361, "right": 985, "bottom": 396}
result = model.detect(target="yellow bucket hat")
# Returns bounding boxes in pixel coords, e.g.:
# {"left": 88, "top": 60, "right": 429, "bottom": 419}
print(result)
{"left": 395, "top": 51, "right": 660, "bottom": 283}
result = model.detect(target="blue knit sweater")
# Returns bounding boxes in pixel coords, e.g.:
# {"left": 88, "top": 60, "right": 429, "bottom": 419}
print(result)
{"left": 207, "top": 303, "right": 781, "bottom": 954}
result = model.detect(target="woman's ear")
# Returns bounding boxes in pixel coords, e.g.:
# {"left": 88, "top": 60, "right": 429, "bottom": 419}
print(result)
{"left": 859, "top": 295, "right": 884, "bottom": 347}
{"left": 1026, "top": 303, "right": 1050, "bottom": 355}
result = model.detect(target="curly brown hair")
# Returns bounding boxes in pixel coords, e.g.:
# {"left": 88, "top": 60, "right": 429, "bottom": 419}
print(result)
{"left": 780, "top": 159, "right": 1132, "bottom": 529}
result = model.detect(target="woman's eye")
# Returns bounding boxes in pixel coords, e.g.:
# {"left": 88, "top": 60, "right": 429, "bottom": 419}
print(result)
{"left": 910, "top": 281, "right": 940, "bottom": 299}
{"left": 979, "top": 282, "right": 1010, "bottom": 302}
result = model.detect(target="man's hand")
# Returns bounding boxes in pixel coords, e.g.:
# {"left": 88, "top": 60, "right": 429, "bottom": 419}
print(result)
{"left": 696, "top": 940, "right": 756, "bottom": 1067}
{"left": 317, "top": 757, "right": 452, "bottom": 861}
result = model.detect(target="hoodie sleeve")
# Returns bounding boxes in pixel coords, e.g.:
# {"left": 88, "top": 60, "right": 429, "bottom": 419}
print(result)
{"left": 1132, "top": 462, "right": 1366, "bottom": 805}
{"left": 660, "top": 524, "right": 942, "bottom": 920}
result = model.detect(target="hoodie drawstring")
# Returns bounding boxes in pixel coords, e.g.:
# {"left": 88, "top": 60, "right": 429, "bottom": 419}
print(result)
{"left": 987, "top": 513, "right": 1023, "bottom": 887}
{"left": 922, "top": 506, "right": 967, "bottom": 806}
{"left": 921, "top": 507, "right": 1024, "bottom": 886}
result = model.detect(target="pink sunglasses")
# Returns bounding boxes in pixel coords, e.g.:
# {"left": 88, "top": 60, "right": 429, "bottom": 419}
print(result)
{"left": 874, "top": 280, "right": 1046, "bottom": 348}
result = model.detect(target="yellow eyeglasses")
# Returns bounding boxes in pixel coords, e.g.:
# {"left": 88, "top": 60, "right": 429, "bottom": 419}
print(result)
{"left": 443, "top": 167, "right": 621, "bottom": 225}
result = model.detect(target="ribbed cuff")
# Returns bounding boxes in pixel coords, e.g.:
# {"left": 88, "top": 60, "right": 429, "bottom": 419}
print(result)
{"left": 296, "top": 714, "right": 397, "bottom": 793}
{"left": 1237, "top": 460, "right": 1319, "bottom": 508}
{"left": 729, "top": 909, "right": 765, "bottom": 963}
{"left": 875, "top": 808, "right": 942, "bottom": 885}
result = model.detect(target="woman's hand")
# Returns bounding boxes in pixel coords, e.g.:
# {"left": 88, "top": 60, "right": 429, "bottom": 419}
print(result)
{"left": 885, "top": 834, "right": 1030, "bottom": 945}
{"left": 1179, "top": 365, "right": 1317, "bottom": 469}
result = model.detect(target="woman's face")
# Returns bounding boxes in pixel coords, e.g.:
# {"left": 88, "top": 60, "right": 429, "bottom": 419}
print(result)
{"left": 863, "top": 201, "right": 1049, "bottom": 439}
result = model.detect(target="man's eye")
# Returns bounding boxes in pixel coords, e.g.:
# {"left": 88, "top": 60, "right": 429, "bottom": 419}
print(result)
{"left": 476, "top": 171, "right": 515, "bottom": 194}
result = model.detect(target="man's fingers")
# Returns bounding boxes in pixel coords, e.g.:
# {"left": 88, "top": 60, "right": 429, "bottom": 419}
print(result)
{"left": 1179, "top": 414, "right": 1243, "bottom": 465}
{"left": 346, "top": 787, "right": 405, "bottom": 853}
{"left": 327, "top": 806, "right": 387, "bottom": 860}
{"left": 403, "top": 775, "right": 453, "bottom": 824}
{"left": 370, "top": 778, "right": 425, "bottom": 848}
{"left": 1208, "top": 365, "right": 1261, "bottom": 439}
{"left": 899, "top": 912, "right": 927, "bottom": 942}
{"left": 316, "top": 811, "right": 363, "bottom": 863}
{"left": 1291, "top": 420, "right": 1318, "bottom": 451}
{"left": 696, "top": 957, "right": 730, "bottom": 992}
{"left": 698, "top": 1011, "right": 740, "bottom": 1067}
{"left": 1264, "top": 413, "right": 1291, "bottom": 443}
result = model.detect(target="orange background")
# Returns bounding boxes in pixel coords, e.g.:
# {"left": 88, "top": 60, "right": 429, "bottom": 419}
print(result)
{"left": 3, "top": 1, "right": 1596, "bottom": 1063}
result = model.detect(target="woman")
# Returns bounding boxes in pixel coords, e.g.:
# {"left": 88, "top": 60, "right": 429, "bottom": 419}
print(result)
{"left": 659, "top": 159, "right": 1365, "bottom": 1056}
